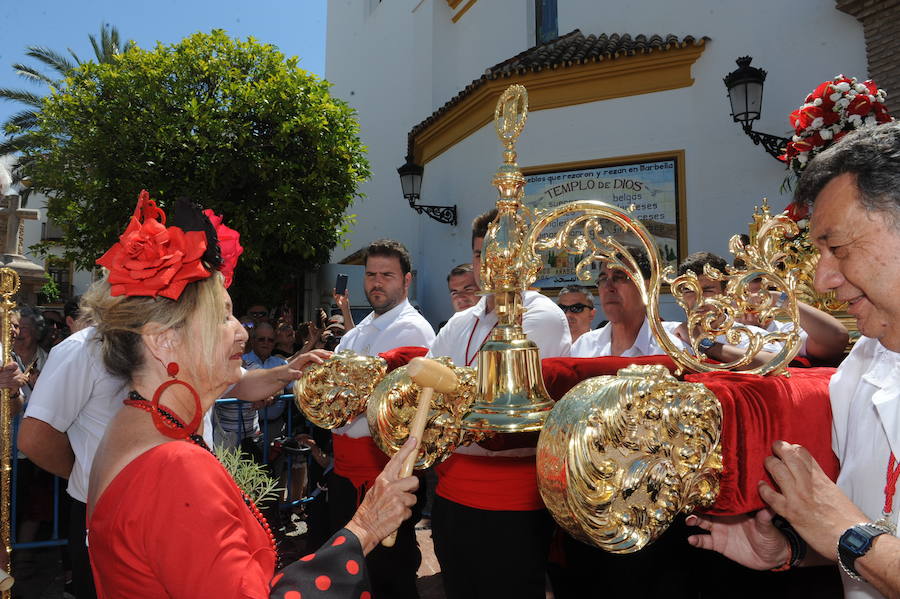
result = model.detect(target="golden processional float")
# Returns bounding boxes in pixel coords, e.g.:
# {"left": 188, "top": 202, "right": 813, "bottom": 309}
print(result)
{"left": 295, "top": 84, "right": 822, "bottom": 553}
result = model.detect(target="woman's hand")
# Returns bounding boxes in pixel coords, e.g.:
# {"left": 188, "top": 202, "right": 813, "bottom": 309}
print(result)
{"left": 345, "top": 436, "right": 420, "bottom": 554}
{"left": 287, "top": 349, "right": 332, "bottom": 371}
{"left": 686, "top": 509, "right": 790, "bottom": 570}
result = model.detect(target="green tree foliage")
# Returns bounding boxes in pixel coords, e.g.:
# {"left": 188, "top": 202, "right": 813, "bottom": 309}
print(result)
{"left": 23, "top": 30, "right": 369, "bottom": 304}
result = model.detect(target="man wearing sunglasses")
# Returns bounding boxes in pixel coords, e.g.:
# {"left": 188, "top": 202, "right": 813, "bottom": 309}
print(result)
{"left": 556, "top": 286, "right": 596, "bottom": 342}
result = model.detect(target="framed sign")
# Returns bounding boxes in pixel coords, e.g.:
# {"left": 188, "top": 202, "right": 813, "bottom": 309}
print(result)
{"left": 522, "top": 151, "right": 686, "bottom": 288}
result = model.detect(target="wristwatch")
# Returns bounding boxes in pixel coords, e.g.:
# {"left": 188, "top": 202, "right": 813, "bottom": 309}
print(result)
{"left": 838, "top": 522, "right": 891, "bottom": 581}
{"left": 698, "top": 337, "right": 716, "bottom": 353}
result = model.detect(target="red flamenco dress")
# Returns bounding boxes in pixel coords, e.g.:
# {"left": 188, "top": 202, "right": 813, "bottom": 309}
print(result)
{"left": 88, "top": 441, "right": 372, "bottom": 598}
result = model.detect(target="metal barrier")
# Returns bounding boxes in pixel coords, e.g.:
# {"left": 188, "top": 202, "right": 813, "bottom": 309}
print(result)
{"left": 10, "top": 393, "right": 320, "bottom": 551}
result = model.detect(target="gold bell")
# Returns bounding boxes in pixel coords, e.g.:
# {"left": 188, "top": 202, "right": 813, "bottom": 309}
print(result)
{"left": 462, "top": 317, "right": 555, "bottom": 433}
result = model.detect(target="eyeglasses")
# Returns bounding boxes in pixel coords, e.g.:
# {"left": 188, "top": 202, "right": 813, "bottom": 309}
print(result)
{"left": 559, "top": 303, "right": 592, "bottom": 314}
{"left": 249, "top": 311, "right": 267, "bottom": 317}
{"left": 255, "top": 336, "right": 275, "bottom": 342}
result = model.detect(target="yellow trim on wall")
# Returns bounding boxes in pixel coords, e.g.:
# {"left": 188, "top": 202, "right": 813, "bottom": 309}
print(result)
{"left": 451, "top": 0, "right": 478, "bottom": 22}
{"left": 412, "top": 44, "right": 706, "bottom": 166}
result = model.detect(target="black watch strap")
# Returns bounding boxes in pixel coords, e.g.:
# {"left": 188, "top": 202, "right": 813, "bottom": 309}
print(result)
{"left": 838, "top": 522, "right": 890, "bottom": 581}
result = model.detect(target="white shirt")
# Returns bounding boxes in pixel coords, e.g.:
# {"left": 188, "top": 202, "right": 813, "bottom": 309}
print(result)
{"left": 571, "top": 317, "right": 686, "bottom": 358}
{"left": 334, "top": 298, "right": 435, "bottom": 437}
{"left": 24, "top": 328, "right": 127, "bottom": 503}
{"left": 765, "top": 319, "right": 810, "bottom": 358}
{"left": 427, "top": 290, "right": 571, "bottom": 457}
{"left": 830, "top": 335, "right": 900, "bottom": 599}
{"left": 24, "top": 327, "right": 217, "bottom": 503}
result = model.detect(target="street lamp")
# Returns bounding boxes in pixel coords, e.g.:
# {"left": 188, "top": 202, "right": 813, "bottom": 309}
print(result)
{"left": 397, "top": 156, "right": 457, "bottom": 225}
{"left": 723, "top": 56, "right": 789, "bottom": 161}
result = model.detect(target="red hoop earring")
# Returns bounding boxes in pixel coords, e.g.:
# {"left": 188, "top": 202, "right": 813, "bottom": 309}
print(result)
{"left": 150, "top": 362, "right": 202, "bottom": 439}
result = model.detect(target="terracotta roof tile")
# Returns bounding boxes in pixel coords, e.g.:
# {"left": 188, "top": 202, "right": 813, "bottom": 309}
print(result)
{"left": 407, "top": 29, "right": 708, "bottom": 155}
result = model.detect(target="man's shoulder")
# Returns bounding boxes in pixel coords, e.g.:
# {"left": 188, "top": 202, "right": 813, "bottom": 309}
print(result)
{"left": 392, "top": 306, "right": 435, "bottom": 340}
{"left": 44, "top": 326, "right": 100, "bottom": 366}
{"left": 437, "top": 304, "right": 480, "bottom": 335}
{"left": 571, "top": 325, "right": 609, "bottom": 356}
{"left": 524, "top": 290, "right": 562, "bottom": 311}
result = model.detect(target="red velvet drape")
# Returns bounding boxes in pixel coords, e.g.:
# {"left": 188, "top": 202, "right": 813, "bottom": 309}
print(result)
{"left": 377, "top": 348, "right": 839, "bottom": 516}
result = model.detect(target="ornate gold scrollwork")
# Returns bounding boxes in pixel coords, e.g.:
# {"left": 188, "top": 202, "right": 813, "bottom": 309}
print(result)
{"left": 368, "top": 358, "right": 490, "bottom": 468}
{"left": 664, "top": 207, "right": 804, "bottom": 375}
{"left": 520, "top": 194, "right": 804, "bottom": 376}
{"left": 537, "top": 365, "right": 722, "bottom": 553}
{"left": 751, "top": 200, "right": 847, "bottom": 313}
{"left": 293, "top": 350, "right": 388, "bottom": 429}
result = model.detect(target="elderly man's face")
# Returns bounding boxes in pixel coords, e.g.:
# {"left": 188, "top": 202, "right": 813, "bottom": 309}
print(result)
{"left": 448, "top": 271, "right": 479, "bottom": 312}
{"left": 558, "top": 291, "right": 596, "bottom": 341}
{"left": 15, "top": 316, "right": 37, "bottom": 350}
{"left": 597, "top": 266, "right": 645, "bottom": 324}
{"left": 811, "top": 173, "right": 900, "bottom": 348}
{"left": 251, "top": 324, "right": 275, "bottom": 360}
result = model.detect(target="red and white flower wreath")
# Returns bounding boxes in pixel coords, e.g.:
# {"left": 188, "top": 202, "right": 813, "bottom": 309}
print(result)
{"left": 780, "top": 75, "right": 892, "bottom": 173}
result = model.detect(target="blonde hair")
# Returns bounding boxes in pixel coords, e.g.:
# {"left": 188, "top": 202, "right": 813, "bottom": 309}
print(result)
{"left": 82, "top": 271, "right": 226, "bottom": 384}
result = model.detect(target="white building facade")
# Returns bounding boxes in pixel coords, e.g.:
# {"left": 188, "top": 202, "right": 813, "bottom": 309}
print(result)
{"left": 325, "top": 0, "right": 866, "bottom": 326}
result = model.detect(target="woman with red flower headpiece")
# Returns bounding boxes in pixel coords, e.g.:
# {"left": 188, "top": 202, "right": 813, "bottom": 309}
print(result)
{"left": 84, "top": 192, "right": 419, "bottom": 598}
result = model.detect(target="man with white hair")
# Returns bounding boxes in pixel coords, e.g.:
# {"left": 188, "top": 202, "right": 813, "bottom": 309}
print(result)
{"left": 556, "top": 285, "right": 596, "bottom": 343}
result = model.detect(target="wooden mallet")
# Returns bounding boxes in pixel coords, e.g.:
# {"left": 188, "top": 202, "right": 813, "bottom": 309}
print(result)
{"left": 382, "top": 357, "right": 458, "bottom": 547}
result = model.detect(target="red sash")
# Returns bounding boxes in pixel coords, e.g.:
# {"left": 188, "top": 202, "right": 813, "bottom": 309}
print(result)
{"left": 435, "top": 453, "right": 544, "bottom": 511}
{"left": 332, "top": 434, "right": 389, "bottom": 491}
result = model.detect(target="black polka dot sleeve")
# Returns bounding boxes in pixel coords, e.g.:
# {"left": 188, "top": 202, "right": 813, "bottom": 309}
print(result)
{"left": 269, "top": 528, "right": 371, "bottom": 599}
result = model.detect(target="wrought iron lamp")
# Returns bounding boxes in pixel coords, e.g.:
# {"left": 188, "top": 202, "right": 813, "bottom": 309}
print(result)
{"left": 397, "top": 156, "right": 457, "bottom": 225}
{"left": 723, "top": 56, "right": 789, "bottom": 161}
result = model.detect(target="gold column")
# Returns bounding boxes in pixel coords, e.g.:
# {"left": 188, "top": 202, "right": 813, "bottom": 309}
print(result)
{"left": 461, "top": 85, "right": 556, "bottom": 433}
{"left": 0, "top": 267, "right": 20, "bottom": 597}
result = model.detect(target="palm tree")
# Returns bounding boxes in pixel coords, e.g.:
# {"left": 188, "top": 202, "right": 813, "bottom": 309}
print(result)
{"left": 0, "top": 23, "right": 135, "bottom": 186}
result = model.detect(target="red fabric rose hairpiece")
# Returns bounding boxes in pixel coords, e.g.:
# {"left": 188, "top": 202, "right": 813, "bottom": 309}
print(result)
{"left": 203, "top": 209, "right": 243, "bottom": 288}
{"left": 96, "top": 190, "right": 211, "bottom": 300}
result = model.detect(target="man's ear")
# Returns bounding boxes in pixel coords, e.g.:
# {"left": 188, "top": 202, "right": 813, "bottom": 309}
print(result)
{"left": 404, "top": 271, "right": 412, "bottom": 290}
{"left": 141, "top": 324, "right": 182, "bottom": 366}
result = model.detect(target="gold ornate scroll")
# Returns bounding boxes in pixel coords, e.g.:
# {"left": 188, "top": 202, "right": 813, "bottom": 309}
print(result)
{"left": 367, "top": 358, "right": 490, "bottom": 468}
{"left": 665, "top": 206, "right": 804, "bottom": 376}
{"left": 0, "top": 268, "right": 19, "bottom": 595}
{"left": 520, "top": 194, "right": 803, "bottom": 376}
{"left": 750, "top": 200, "right": 847, "bottom": 313}
{"left": 293, "top": 350, "right": 388, "bottom": 429}
{"left": 537, "top": 365, "right": 721, "bottom": 553}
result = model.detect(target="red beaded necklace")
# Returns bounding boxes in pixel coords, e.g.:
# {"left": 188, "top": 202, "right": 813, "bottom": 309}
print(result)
{"left": 124, "top": 392, "right": 278, "bottom": 555}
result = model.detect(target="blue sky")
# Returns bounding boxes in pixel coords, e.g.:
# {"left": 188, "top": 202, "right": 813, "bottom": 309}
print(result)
{"left": 0, "top": 0, "right": 327, "bottom": 130}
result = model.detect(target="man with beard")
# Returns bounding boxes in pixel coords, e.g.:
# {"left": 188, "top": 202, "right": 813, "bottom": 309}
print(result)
{"left": 328, "top": 239, "right": 435, "bottom": 599}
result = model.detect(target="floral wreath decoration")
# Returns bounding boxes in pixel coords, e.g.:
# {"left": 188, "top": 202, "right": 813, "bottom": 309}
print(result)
{"left": 781, "top": 75, "right": 892, "bottom": 231}
{"left": 96, "top": 190, "right": 244, "bottom": 300}
{"left": 780, "top": 74, "right": 892, "bottom": 173}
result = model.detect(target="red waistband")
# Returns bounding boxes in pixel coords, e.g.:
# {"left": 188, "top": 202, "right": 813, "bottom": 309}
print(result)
{"left": 332, "top": 434, "right": 389, "bottom": 490}
{"left": 435, "top": 453, "right": 544, "bottom": 511}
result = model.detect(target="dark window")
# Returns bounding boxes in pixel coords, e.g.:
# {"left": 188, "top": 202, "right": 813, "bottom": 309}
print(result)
{"left": 535, "top": 0, "right": 558, "bottom": 45}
